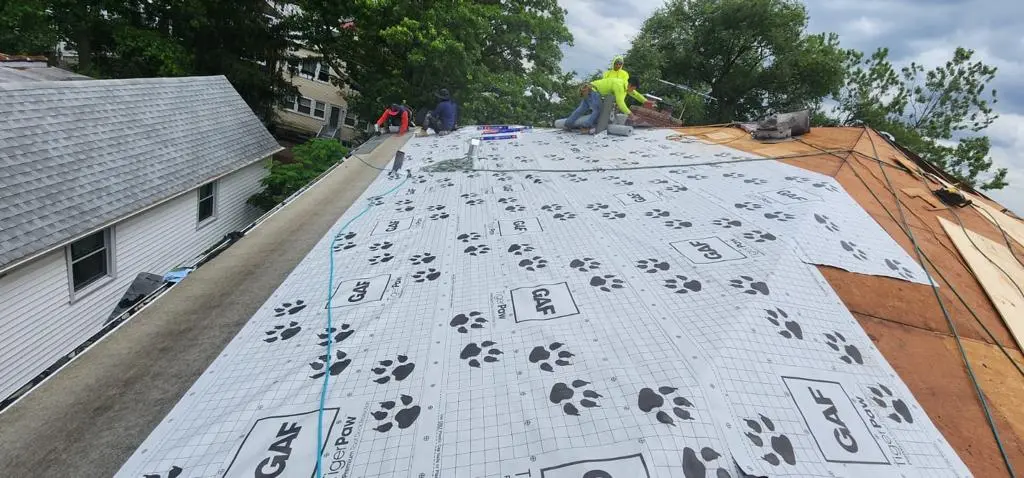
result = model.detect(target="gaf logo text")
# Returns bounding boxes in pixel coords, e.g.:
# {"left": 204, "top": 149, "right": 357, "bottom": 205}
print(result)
{"left": 509, "top": 282, "right": 580, "bottom": 322}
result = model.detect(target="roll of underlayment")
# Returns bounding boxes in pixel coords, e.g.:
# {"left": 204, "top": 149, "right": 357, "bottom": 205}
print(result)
{"left": 553, "top": 118, "right": 567, "bottom": 129}
{"left": 607, "top": 124, "right": 633, "bottom": 136}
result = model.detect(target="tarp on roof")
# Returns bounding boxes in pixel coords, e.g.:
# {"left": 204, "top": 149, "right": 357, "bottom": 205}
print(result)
{"left": 118, "top": 128, "right": 968, "bottom": 478}
{"left": 0, "top": 76, "right": 282, "bottom": 271}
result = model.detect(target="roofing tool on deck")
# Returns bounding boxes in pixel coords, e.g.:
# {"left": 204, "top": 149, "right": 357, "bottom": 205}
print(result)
{"left": 656, "top": 78, "right": 718, "bottom": 102}
{"left": 934, "top": 186, "right": 973, "bottom": 208}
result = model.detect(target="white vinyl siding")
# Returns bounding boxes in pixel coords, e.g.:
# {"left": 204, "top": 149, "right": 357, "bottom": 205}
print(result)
{"left": 0, "top": 161, "right": 267, "bottom": 402}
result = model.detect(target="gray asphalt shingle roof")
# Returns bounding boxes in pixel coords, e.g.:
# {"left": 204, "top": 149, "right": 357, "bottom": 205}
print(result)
{"left": 0, "top": 75, "right": 282, "bottom": 271}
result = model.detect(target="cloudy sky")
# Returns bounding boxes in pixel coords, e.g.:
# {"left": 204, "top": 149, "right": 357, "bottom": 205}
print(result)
{"left": 558, "top": 0, "right": 1024, "bottom": 214}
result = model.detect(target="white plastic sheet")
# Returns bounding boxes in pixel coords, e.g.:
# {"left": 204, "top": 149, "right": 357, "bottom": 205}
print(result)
{"left": 118, "top": 128, "right": 967, "bottom": 478}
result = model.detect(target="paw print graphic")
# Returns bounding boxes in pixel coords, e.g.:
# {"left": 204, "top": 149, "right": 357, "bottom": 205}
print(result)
{"left": 734, "top": 201, "right": 763, "bottom": 211}
{"left": 497, "top": 197, "right": 518, "bottom": 204}
{"left": 569, "top": 257, "right": 601, "bottom": 272}
{"left": 764, "top": 307, "right": 802, "bottom": 339}
{"left": 317, "top": 324, "right": 354, "bottom": 346}
{"left": 371, "top": 395, "right": 421, "bottom": 432}
{"left": 427, "top": 204, "right": 446, "bottom": 212}
{"left": 636, "top": 258, "right": 670, "bottom": 273}
{"left": 372, "top": 355, "right": 415, "bottom": 384}
{"left": 549, "top": 379, "right": 602, "bottom": 416}
{"left": 812, "top": 181, "right": 839, "bottom": 192}
{"left": 586, "top": 203, "right": 609, "bottom": 211}
{"left": 529, "top": 342, "right": 574, "bottom": 372}
{"left": 664, "top": 219, "right": 693, "bottom": 229}
{"left": 428, "top": 212, "right": 449, "bottom": 220}
{"left": 840, "top": 240, "right": 868, "bottom": 261}
{"left": 369, "top": 253, "right": 394, "bottom": 265}
{"left": 722, "top": 172, "right": 746, "bottom": 178}
{"left": 645, "top": 209, "right": 670, "bottom": 218}
{"left": 367, "top": 196, "right": 385, "bottom": 206}
{"left": 869, "top": 384, "right": 914, "bottom": 423}
{"left": 507, "top": 243, "right": 534, "bottom": 256}
{"left": 409, "top": 253, "right": 436, "bottom": 265}
{"left": 333, "top": 231, "right": 357, "bottom": 251}
{"left": 394, "top": 199, "right": 413, "bottom": 206}
{"left": 763, "top": 211, "right": 796, "bottom": 222}
{"left": 411, "top": 175, "right": 428, "bottom": 184}
{"left": 743, "top": 414, "right": 796, "bottom": 466}
{"left": 681, "top": 446, "right": 731, "bottom": 478}
{"left": 601, "top": 211, "right": 626, "bottom": 220}
{"left": 686, "top": 174, "right": 709, "bottom": 180}
{"left": 465, "top": 198, "right": 484, "bottom": 206}
{"left": 463, "top": 244, "right": 490, "bottom": 256}
{"left": 885, "top": 258, "right": 916, "bottom": 280}
{"left": 273, "top": 300, "right": 307, "bottom": 317}
{"left": 664, "top": 184, "right": 689, "bottom": 193}
{"left": 263, "top": 321, "right": 301, "bottom": 343}
{"left": 649, "top": 178, "right": 669, "bottom": 184}
{"left": 457, "top": 232, "right": 481, "bottom": 243}
{"left": 744, "top": 177, "right": 769, "bottom": 185}
{"left": 562, "top": 173, "right": 588, "bottom": 182}
{"left": 143, "top": 465, "right": 183, "bottom": 478}
{"left": 394, "top": 199, "right": 414, "bottom": 212}
{"left": 613, "top": 179, "right": 634, "bottom": 186}
{"left": 729, "top": 276, "right": 770, "bottom": 295}
{"left": 309, "top": 350, "right": 351, "bottom": 379}
{"left": 814, "top": 213, "right": 840, "bottom": 232}
{"left": 824, "top": 331, "right": 864, "bottom": 364}
{"left": 436, "top": 178, "right": 455, "bottom": 188}
{"left": 412, "top": 268, "right": 441, "bottom": 282}
{"left": 461, "top": 191, "right": 479, "bottom": 200}
{"left": 663, "top": 275, "right": 702, "bottom": 294}
{"left": 518, "top": 256, "right": 548, "bottom": 271}
{"left": 553, "top": 212, "right": 577, "bottom": 221}
{"left": 450, "top": 311, "right": 487, "bottom": 333}
{"left": 505, "top": 204, "right": 526, "bottom": 212}
{"left": 540, "top": 204, "right": 563, "bottom": 211}
{"left": 742, "top": 230, "right": 777, "bottom": 242}
{"left": 369, "top": 241, "right": 393, "bottom": 251}
{"left": 590, "top": 274, "right": 625, "bottom": 292}
{"left": 785, "top": 176, "right": 811, "bottom": 183}
{"left": 712, "top": 218, "right": 743, "bottom": 228}
{"left": 460, "top": 341, "right": 503, "bottom": 367}
{"left": 524, "top": 174, "right": 544, "bottom": 184}
{"left": 637, "top": 386, "right": 695, "bottom": 426}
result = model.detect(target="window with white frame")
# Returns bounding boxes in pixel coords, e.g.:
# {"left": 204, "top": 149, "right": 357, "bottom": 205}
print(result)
{"left": 343, "top": 116, "right": 357, "bottom": 127}
{"left": 297, "top": 97, "right": 312, "bottom": 115}
{"left": 198, "top": 181, "right": 217, "bottom": 223}
{"left": 313, "top": 101, "right": 326, "bottom": 119}
{"left": 317, "top": 64, "right": 330, "bottom": 82}
{"left": 67, "top": 228, "right": 113, "bottom": 292}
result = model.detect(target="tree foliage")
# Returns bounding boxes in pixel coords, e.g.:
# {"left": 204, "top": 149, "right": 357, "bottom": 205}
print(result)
{"left": 3, "top": 0, "right": 297, "bottom": 121}
{"left": 837, "top": 47, "right": 1006, "bottom": 189}
{"left": 624, "top": 0, "right": 846, "bottom": 123}
{"left": 249, "top": 138, "right": 349, "bottom": 211}
{"left": 294, "top": 0, "right": 574, "bottom": 125}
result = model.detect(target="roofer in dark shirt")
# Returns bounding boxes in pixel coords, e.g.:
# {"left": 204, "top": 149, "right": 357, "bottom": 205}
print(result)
{"left": 422, "top": 88, "right": 457, "bottom": 136}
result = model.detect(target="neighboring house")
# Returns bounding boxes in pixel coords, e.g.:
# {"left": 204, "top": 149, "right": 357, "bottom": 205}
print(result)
{"left": 0, "top": 75, "right": 282, "bottom": 402}
{"left": 275, "top": 47, "right": 368, "bottom": 143}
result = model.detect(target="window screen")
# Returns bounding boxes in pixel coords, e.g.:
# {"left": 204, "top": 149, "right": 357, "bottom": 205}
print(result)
{"left": 69, "top": 229, "right": 109, "bottom": 290}
{"left": 198, "top": 182, "right": 216, "bottom": 222}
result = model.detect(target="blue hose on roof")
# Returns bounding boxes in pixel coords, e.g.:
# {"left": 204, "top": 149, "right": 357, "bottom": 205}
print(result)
{"left": 314, "top": 174, "right": 408, "bottom": 478}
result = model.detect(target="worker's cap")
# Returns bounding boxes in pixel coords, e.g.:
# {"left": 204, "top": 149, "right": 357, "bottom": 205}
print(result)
{"left": 435, "top": 88, "right": 451, "bottom": 100}
{"left": 390, "top": 103, "right": 400, "bottom": 111}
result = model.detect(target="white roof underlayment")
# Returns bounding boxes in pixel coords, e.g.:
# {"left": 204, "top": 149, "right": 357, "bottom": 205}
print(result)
{"left": 118, "top": 127, "right": 969, "bottom": 478}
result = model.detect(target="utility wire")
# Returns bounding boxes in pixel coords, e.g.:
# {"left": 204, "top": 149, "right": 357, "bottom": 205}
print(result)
{"left": 796, "top": 136, "right": 1024, "bottom": 381}
{"left": 861, "top": 129, "right": 1017, "bottom": 478}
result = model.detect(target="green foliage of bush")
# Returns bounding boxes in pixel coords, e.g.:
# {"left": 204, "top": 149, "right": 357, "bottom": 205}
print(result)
{"left": 248, "top": 139, "right": 348, "bottom": 211}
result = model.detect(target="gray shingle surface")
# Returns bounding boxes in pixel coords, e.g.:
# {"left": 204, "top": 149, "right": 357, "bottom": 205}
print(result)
{"left": 0, "top": 76, "right": 282, "bottom": 270}
{"left": 0, "top": 66, "right": 91, "bottom": 83}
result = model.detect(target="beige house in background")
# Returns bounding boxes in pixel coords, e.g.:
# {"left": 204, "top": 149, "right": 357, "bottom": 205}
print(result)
{"left": 275, "top": 48, "right": 367, "bottom": 143}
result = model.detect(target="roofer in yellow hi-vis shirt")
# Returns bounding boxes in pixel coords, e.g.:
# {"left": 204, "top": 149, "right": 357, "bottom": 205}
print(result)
{"left": 563, "top": 76, "right": 638, "bottom": 133}
{"left": 603, "top": 55, "right": 648, "bottom": 105}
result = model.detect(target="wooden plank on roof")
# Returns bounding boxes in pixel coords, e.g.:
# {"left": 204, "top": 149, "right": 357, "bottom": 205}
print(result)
{"left": 972, "top": 199, "right": 1024, "bottom": 249}
{"left": 901, "top": 187, "right": 945, "bottom": 209}
{"left": 938, "top": 216, "right": 1024, "bottom": 350}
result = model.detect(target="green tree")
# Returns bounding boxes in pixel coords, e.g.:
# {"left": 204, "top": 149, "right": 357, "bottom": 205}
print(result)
{"left": 46, "top": 0, "right": 296, "bottom": 121}
{"left": 294, "top": 0, "right": 573, "bottom": 125}
{"left": 837, "top": 47, "right": 1006, "bottom": 189}
{"left": 0, "top": 0, "right": 56, "bottom": 55}
{"left": 624, "top": 0, "right": 846, "bottom": 123}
